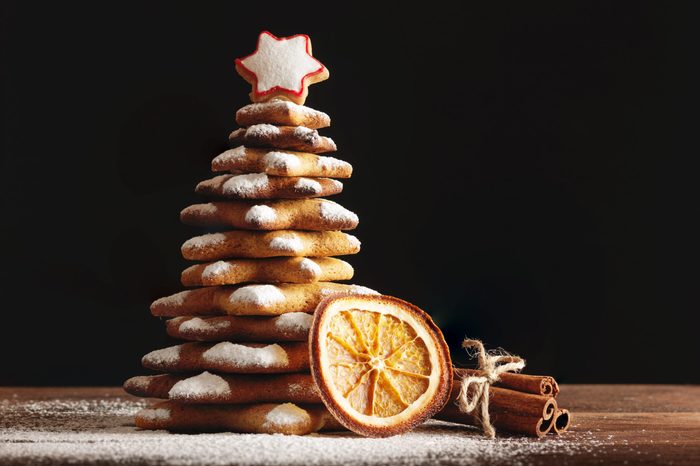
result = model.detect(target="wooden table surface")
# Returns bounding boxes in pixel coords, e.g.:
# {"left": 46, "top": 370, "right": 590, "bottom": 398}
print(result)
{"left": 1, "top": 385, "right": 698, "bottom": 465}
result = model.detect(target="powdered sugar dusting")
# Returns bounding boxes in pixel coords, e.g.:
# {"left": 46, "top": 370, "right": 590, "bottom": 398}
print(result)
{"left": 345, "top": 234, "right": 361, "bottom": 249}
{"left": 213, "top": 146, "right": 247, "bottom": 166}
{"left": 262, "top": 403, "right": 310, "bottom": 430}
{"left": 237, "top": 101, "right": 329, "bottom": 120}
{"left": 320, "top": 201, "right": 358, "bottom": 224}
{"left": 320, "top": 284, "right": 379, "bottom": 297}
{"left": 299, "top": 258, "right": 321, "bottom": 277}
{"left": 269, "top": 234, "right": 303, "bottom": 253}
{"left": 350, "top": 285, "right": 380, "bottom": 295}
{"left": 152, "top": 290, "right": 192, "bottom": 308}
{"left": 229, "top": 284, "right": 285, "bottom": 307}
{"left": 274, "top": 312, "right": 313, "bottom": 332}
{"left": 292, "top": 126, "right": 317, "bottom": 142}
{"left": 222, "top": 173, "right": 269, "bottom": 196}
{"left": 317, "top": 155, "right": 351, "bottom": 171}
{"left": 202, "top": 261, "right": 234, "bottom": 280}
{"left": 125, "top": 376, "right": 150, "bottom": 391}
{"left": 183, "top": 232, "right": 227, "bottom": 249}
{"left": 263, "top": 151, "right": 301, "bottom": 171}
{"left": 168, "top": 371, "right": 231, "bottom": 399}
{"left": 178, "top": 317, "right": 231, "bottom": 333}
{"left": 245, "top": 205, "right": 277, "bottom": 225}
{"left": 142, "top": 345, "right": 182, "bottom": 366}
{"left": 202, "top": 342, "right": 289, "bottom": 368}
{"left": 246, "top": 124, "right": 280, "bottom": 138}
{"left": 190, "top": 203, "right": 219, "bottom": 216}
{"left": 294, "top": 178, "right": 322, "bottom": 194}
{"left": 0, "top": 390, "right": 604, "bottom": 465}
{"left": 287, "top": 383, "right": 305, "bottom": 396}
{"left": 242, "top": 100, "right": 296, "bottom": 113}
{"left": 137, "top": 407, "right": 171, "bottom": 421}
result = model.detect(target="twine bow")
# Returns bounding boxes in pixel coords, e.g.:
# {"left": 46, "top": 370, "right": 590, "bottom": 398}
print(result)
{"left": 456, "top": 339, "right": 526, "bottom": 438}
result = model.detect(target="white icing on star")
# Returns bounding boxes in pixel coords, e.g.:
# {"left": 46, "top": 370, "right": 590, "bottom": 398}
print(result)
{"left": 237, "top": 32, "right": 325, "bottom": 96}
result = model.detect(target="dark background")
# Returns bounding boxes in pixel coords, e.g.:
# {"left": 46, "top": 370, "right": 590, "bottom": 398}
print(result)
{"left": 1, "top": 2, "right": 697, "bottom": 385}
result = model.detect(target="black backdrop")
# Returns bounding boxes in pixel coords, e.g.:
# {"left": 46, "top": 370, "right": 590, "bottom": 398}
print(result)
{"left": 1, "top": 2, "right": 697, "bottom": 385}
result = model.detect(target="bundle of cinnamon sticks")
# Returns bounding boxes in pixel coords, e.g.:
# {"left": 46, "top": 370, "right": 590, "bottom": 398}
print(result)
{"left": 435, "top": 368, "right": 571, "bottom": 438}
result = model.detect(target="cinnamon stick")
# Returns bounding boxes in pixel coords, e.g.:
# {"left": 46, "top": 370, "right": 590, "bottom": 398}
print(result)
{"left": 455, "top": 368, "right": 559, "bottom": 396}
{"left": 487, "top": 385, "right": 557, "bottom": 419}
{"left": 552, "top": 409, "right": 571, "bottom": 434}
{"left": 436, "top": 403, "right": 553, "bottom": 438}
{"left": 435, "top": 381, "right": 558, "bottom": 437}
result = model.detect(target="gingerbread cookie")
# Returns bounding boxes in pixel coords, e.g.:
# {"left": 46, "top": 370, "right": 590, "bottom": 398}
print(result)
{"left": 125, "top": 372, "right": 320, "bottom": 404}
{"left": 181, "top": 199, "right": 358, "bottom": 231}
{"left": 236, "top": 101, "right": 330, "bottom": 129}
{"left": 181, "top": 257, "right": 354, "bottom": 287}
{"left": 229, "top": 125, "right": 336, "bottom": 154}
{"left": 124, "top": 373, "right": 183, "bottom": 399}
{"left": 151, "top": 283, "right": 379, "bottom": 317}
{"left": 166, "top": 313, "right": 313, "bottom": 342}
{"left": 235, "top": 31, "right": 329, "bottom": 105}
{"left": 181, "top": 230, "right": 360, "bottom": 261}
{"left": 141, "top": 341, "right": 308, "bottom": 374}
{"left": 135, "top": 401, "right": 343, "bottom": 434}
{"left": 212, "top": 146, "right": 352, "bottom": 178}
{"left": 195, "top": 174, "right": 342, "bottom": 199}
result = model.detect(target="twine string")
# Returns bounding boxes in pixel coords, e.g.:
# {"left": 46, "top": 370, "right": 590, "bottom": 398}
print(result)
{"left": 456, "top": 339, "right": 526, "bottom": 438}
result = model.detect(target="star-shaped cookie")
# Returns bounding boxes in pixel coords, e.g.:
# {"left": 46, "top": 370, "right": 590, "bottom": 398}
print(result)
{"left": 235, "top": 31, "right": 329, "bottom": 105}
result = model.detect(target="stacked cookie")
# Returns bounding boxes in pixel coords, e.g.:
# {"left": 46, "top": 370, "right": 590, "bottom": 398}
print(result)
{"left": 124, "top": 99, "right": 376, "bottom": 435}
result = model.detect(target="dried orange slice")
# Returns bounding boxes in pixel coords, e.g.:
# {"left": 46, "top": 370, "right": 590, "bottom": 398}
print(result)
{"left": 309, "top": 294, "right": 452, "bottom": 437}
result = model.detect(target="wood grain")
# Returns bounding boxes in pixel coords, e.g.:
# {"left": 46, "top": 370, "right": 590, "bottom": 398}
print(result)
{"left": 1, "top": 385, "right": 699, "bottom": 465}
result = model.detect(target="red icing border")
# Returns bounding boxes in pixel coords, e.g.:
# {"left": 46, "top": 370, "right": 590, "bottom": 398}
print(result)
{"left": 235, "top": 31, "right": 326, "bottom": 98}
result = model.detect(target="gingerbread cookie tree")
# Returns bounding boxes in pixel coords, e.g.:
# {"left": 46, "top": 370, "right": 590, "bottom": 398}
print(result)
{"left": 124, "top": 31, "right": 376, "bottom": 434}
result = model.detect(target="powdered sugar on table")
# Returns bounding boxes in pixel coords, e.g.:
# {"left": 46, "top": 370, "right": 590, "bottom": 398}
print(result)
{"left": 0, "top": 388, "right": 603, "bottom": 466}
